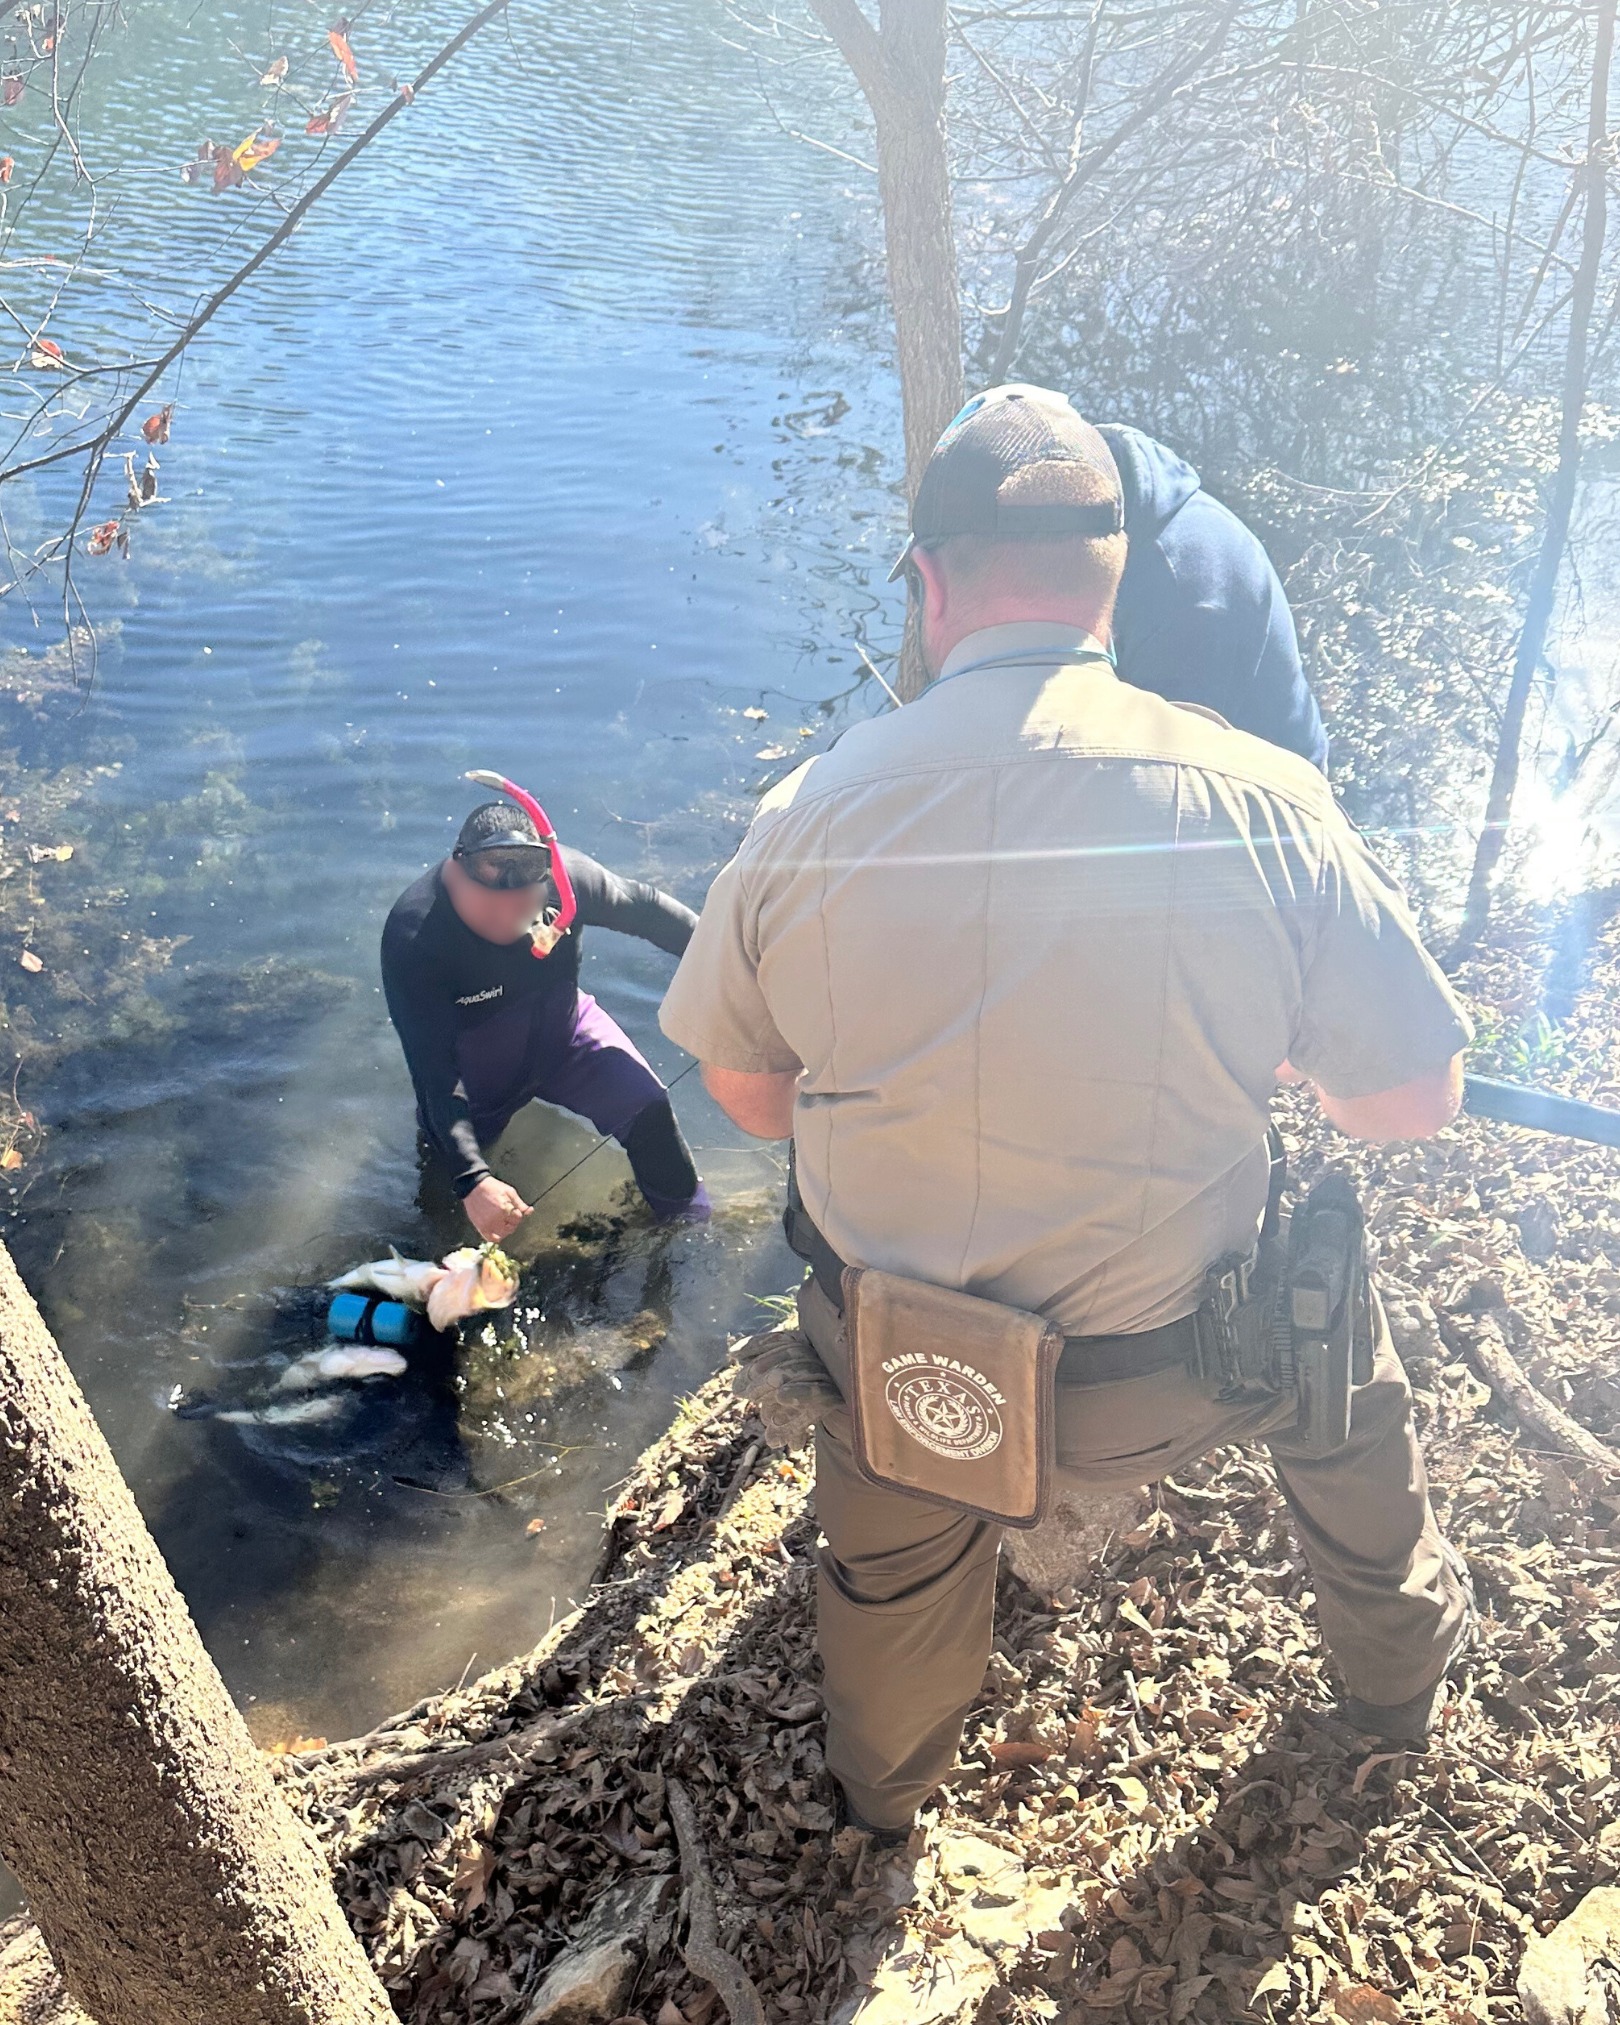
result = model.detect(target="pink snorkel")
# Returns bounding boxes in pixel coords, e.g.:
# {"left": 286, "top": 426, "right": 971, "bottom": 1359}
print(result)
{"left": 463, "top": 768, "right": 578, "bottom": 958}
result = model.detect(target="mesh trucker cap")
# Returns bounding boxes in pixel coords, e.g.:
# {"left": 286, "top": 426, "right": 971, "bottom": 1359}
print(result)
{"left": 453, "top": 801, "right": 544, "bottom": 858}
{"left": 888, "top": 383, "right": 1124, "bottom": 581}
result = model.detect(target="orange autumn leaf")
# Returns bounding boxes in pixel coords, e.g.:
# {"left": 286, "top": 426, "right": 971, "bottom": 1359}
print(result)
{"left": 231, "top": 129, "right": 279, "bottom": 174}
{"left": 0, "top": 1148, "right": 22, "bottom": 1171}
{"left": 328, "top": 26, "right": 358, "bottom": 80}
{"left": 142, "top": 403, "right": 173, "bottom": 445}
{"left": 17, "top": 950, "right": 42, "bottom": 974}
{"left": 87, "top": 520, "right": 120, "bottom": 556}
{"left": 2, "top": 76, "right": 22, "bottom": 108}
{"left": 29, "top": 337, "right": 63, "bottom": 369}
{"left": 0, "top": 158, "right": 13, "bottom": 185}
{"left": 259, "top": 55, "right": 288, "bottom": 86}
{"left": 1332, "top": 1988, "right": 1406, "bottom": 2025}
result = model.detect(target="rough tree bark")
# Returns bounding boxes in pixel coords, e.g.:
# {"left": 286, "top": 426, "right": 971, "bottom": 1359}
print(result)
{"left": 806, "top": 0, "right": 964, "bottom": 697}
{"left": 0, "top": 1242, "right": 393, "bottom": 2025}
{"left": 1455, "top": 0, "right": 1616, "bottom": 953}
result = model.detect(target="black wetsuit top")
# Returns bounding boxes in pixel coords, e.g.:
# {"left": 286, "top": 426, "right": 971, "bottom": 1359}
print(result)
{"left": 382, "top": 852, "right": 696, "bottom": 1198}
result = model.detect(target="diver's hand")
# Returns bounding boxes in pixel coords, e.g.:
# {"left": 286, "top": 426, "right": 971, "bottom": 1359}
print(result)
{"left": 464, "top": 1176, "right": 532, "bottom": 1243}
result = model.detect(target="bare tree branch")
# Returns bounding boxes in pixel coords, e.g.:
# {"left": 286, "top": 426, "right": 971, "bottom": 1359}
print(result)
{"left": 804, "top": 0, "right": 886, "bottom": 102}
{"left": 985, "top": 0, "right": 1243, "bottom": 383}
{"left": 1, "top": 0, "right": 514, "bottom": 510}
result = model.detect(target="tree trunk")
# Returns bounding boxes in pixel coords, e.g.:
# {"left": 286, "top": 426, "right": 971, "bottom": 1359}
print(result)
{"left": 0, "top": 1242, "right": 393, "bottom": 2025}
{"left": 870, "top": 0, "right": 963, "bottom": 504}
{"left": 807, "top": 0, "right": 964, "bottom": 696}
{"left": 1455, "top": 0, "right": 1615, "bottom": 954}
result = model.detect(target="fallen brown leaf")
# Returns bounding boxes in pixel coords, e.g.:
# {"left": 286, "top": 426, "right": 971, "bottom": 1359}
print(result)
{"left": 451, "top": 1841, "right": 496, "bottom": 1912}
{"left": 1334, "top": 1984, "right": 1407, "bottom": 2025}
{"left": 988, "top": 1739, "right": 1051, "bottom": 1768}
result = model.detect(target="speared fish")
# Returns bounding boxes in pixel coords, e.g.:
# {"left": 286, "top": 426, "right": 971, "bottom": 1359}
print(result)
{"left": 171, "top": 1387, "right": 352, "bottom": 1427}
{"left": 214, "top": 1393, "right": 350, "bottom": 1428}
{"left": 275, "top": 1344, "right": 408, "bottom": 1391}
{"left": 426, "top": 1245, "right": 520, "bottom": 1334}
{"left": 169, "top": 1340, "right": 411, "bottom": 1423}
{"left": 327, "top": 1247, "right": 447, "bottom": 1306}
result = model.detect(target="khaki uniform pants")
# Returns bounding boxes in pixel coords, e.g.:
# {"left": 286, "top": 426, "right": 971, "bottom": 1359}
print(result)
{"left": 798, "top": 1277, "right": 1468, "bottom": 1833}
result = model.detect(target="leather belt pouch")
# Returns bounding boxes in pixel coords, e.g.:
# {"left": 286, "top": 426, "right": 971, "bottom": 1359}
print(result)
{"left": 842, "top": 1265, "right": 1064, "bottom": 1530}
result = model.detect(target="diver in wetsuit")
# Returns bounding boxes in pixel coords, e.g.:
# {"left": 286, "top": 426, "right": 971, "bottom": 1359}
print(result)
{"left": 383, "top": 799, "right": 708, "bottom": 1243}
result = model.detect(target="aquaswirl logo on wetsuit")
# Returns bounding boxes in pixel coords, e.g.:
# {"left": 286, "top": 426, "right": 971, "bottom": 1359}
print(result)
{"left": 880, "top": 1352, "right": 1005, "bottom": 1462}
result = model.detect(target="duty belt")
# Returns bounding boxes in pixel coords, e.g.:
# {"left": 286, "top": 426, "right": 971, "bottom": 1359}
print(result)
{"left": 782, "top": 1193, "right": 1199, "bottom": 1387}
{"left": 783, "top": 1133, "right": 1371, "bottom": 1455}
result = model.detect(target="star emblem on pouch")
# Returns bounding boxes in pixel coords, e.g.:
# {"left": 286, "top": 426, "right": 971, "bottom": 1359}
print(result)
{"left": 883, "top": 1355, "right": 1005, "bottom": 1462}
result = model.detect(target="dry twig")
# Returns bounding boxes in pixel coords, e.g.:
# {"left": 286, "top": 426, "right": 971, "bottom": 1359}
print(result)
{"left": 1462, "top": 1312, "right": 1620, "bottom": 1475}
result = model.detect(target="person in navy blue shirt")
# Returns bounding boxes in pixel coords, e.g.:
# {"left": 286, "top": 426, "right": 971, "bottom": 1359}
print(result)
{"left": 893, "top": 388, "right": 1326, "bottom": 769}
{"left": 1095, "top": 421, "right": 1327, "bottom": 769}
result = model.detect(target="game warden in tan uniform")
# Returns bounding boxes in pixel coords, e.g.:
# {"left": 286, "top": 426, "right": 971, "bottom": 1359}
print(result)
{"left": 660, "top": 385, "right": 1474, "bottom": 1838}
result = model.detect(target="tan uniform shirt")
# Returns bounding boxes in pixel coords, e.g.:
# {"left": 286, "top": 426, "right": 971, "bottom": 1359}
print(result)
{"left": 661, "top": 623, "right": 1471, "bottom": 1336}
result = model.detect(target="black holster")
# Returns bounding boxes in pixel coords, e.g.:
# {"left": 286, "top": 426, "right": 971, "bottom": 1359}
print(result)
{"left": 1190, "top": 1165, "right": 1375, "bottom": 1456}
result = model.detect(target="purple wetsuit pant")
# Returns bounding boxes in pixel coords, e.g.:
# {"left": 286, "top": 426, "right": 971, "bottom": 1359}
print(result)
{"left": 455, "top": 990, "right": 703, "bottom": 1218}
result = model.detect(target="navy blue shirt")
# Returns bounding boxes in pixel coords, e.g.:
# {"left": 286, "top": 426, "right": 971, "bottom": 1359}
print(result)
{"left": 1098, "top": 423, "right": 1328, "bottom": 769}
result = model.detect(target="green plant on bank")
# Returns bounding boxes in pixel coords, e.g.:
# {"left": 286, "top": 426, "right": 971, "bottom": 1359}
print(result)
{"left": 1464, "top": 1002, "right": 1572, "bottom": 1080}
{"left": 749, "top": 1290, "right": 799, "bottom": 1328}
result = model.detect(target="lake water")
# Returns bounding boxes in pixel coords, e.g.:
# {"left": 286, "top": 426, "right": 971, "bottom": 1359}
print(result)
{"left": 0, "top": 0, "right": 903, "bottom": 1747}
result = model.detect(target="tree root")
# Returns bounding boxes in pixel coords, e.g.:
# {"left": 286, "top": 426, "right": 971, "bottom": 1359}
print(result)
{"left": 667, "top": 1777, "right": 767, "bottom": 2025}
{"left": 330, "top": 1702, "right": 611, "bottom": 1796}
